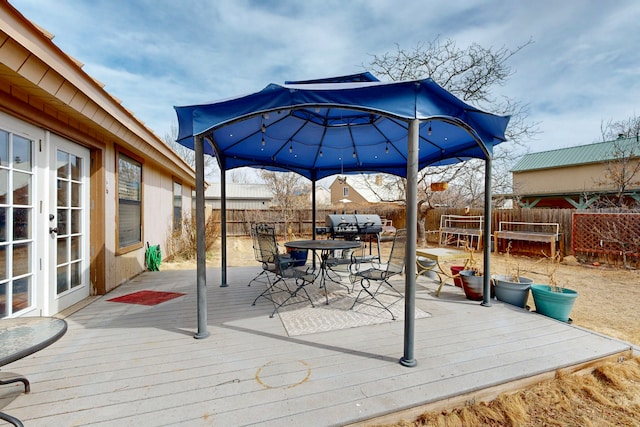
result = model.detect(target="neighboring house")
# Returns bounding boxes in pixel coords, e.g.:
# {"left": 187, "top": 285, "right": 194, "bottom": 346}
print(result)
{"left": 0, "top": 4, "right": 196, "bottom": 317}
{"left": 204, "top": 183, "right": 272, "bottom": 209}
{"left": 511, "top": 137, "right": 640, "bottom": 208}
{"left": 329, "top": 174, "right": 403, "bottom": 210}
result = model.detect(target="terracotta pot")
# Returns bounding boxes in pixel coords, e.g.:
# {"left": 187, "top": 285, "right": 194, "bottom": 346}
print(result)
{"left": 459, "top": 270, "right": 494, "bottom": 301}
{"left": 450, "top": 265, "right": 465, "bottom": 287}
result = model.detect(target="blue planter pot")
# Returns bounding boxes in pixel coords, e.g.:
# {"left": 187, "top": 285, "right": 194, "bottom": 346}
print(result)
{"left": 493, "top": 275, "right": 533, "bottom": 308}
{"left": 530, "top": 284, "right": 578, "bottom": 322}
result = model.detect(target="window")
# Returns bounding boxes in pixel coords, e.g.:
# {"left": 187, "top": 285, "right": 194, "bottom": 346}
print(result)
{"left": 343, "top": 187, "right": 349, "bottom": 197}
{"left": 173, "top": 181, "right": 182, "bottom": 231}
{"left": 117, "top": 152, "right": 142, "bottom": 251}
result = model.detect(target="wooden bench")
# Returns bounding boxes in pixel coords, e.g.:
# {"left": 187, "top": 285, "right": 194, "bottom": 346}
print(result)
{"left": 438, "top": 215, "right": 483, "bottom": 250}
{"left": 494, "top": 221, "right": 561, "bottom": 259}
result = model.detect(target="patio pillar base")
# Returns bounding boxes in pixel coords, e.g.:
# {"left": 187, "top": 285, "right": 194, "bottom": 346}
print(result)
{"left": 399, "top": 357, "right": 417, "bottom": 368}
{"left": 194, "top": 331, "right": 210, "bottom": 339}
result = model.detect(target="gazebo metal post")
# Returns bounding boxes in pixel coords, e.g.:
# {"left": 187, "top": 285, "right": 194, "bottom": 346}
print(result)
{"left": 400, "top": 118, "right": 419, "bottom": 368}
{"left": 482, "top": 157, "right": 492, "bottom": 307}
{"left": 312, "top": 178, "right": 317, "bottom": 270}
{"left": 312, "top": 176, "right": 317, "bottom": 240}
{"left": 220, "top": 161, "right": 228, "bottom": 287}
{"left": 194, "top": 135, "right": 209, "bottom": 339}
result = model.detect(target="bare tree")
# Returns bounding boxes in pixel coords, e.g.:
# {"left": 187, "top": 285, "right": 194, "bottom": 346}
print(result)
{"left": 594, "top": 115, "right": 640, "bottom": 208}
{"left": 600, "top": 114, "right": 640, "bottom": 142}
{"left": 260, "top": 171, "right": 310, "bottom": 239}
{"left": 368, "top": 37, "right": 539, "bottom": 145}
{"left": 365, "top": 37, "right": 538, "bottom": 237}
{"left": 162, "top": 121, "right": 219, "bottom": 181}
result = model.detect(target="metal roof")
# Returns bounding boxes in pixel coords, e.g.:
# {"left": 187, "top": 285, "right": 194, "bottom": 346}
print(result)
{"left": 511, "top": 137, "right": 639, "bottom": 172}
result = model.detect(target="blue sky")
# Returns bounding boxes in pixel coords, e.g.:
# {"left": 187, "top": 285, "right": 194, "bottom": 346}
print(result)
{"left": 10, "top": 0, "right": 640, "bottom": 156}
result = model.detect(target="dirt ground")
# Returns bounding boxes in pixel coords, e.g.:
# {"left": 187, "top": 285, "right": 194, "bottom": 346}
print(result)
{"left": 164, "top": 237, "right": 640, "bottom": 426}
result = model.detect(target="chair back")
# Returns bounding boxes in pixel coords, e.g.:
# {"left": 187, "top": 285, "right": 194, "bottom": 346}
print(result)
{"left": 251, "top": 223, "right": 272, "bottom": 264}
{"left": 254, "top": 223, "right": 278, "bottom": 265}
{"left": 386, "top": 229, "right": 407, "bottom": 275}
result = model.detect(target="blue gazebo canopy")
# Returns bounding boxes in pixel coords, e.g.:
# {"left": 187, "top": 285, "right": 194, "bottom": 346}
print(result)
{"left": 175, "top": 72, "right": 509, "bottom": 180}
{"left": 174, "top": 72, "right": 510, "bottom": 366}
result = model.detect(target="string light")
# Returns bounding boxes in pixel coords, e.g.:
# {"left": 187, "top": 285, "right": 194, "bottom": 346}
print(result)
{"left": 289, "top": 144, "right": 293, "bottom": 153}
{"left": 385, "top": 143, "right": 389, "bottom": 154}
{"left": 428, "top": 122, "right": 432, "bottom": 136}
{"left": 319, "top": 150, "right": 323, "bottom": 157}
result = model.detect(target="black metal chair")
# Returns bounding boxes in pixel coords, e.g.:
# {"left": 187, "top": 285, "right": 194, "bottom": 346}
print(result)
{"left": 349, "top": 229, "right": 406, "bottom": 319}
{"left": 251, "top": 223, "right": 316, "bottom": 317}
{"left": 248, "top": 223, "right": 277, "bottom": 288}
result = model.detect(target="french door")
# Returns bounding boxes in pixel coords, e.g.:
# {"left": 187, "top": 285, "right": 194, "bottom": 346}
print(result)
{"left": 48, "top": 135, "right": 90, "bottom": 314}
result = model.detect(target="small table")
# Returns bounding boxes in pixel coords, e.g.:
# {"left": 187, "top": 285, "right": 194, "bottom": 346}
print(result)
{"left": 1, "top": 317, "right": 68, "bottom": 427}
{"left": 416, "top": 247, "right": 469, "bottom": 297}
{"left": 285, "top": 240, "right": 361, "bottom": 305}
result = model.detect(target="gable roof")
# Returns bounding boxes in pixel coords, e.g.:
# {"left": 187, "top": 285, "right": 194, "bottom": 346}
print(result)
{"left": 331, "top": 174, "right": 403, "bottom": 202}
{"left": 511, "top": 137, "right": 639, "bottom": 172}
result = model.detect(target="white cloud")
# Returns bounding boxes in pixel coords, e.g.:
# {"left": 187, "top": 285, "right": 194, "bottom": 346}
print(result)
{"left": 9, "top": 0, "right": 640, "bottom": 155}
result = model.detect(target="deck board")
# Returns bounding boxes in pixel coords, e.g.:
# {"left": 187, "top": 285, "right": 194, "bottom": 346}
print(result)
{"left": 0, "top": 266, "right": 631, "bottom": 426}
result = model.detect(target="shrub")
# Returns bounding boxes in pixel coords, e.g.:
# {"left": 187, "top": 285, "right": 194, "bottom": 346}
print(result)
{"left": 165, "top": 212, "right": 220, "bottom": 261}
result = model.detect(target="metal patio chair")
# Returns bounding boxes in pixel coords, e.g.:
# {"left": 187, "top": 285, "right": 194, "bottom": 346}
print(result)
{"left": 349, "top": 229, "right": 406, "bottom": 320}
{"left": 248, "top": 223, "right": 277, "bottom": 288}
{"left": 251, "top": 223, "right": 316, "bottom": 318}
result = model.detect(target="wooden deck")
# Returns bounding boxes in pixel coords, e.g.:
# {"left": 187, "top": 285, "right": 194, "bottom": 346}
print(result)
{"left": 0, "top": 267, "right": 633, "bottom": 426}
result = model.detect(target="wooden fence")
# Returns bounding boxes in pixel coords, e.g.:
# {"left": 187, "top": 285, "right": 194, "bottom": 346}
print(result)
{"left": 208, "top": 205, "right": 405, "bottom": 237}
{"left": 209, "top": 206, "right": 639, "bottom": 266}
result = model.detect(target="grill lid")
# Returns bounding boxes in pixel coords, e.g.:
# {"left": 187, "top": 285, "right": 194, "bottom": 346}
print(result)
{"left": 325, "top": 214, "right": 382, "bottom": 234}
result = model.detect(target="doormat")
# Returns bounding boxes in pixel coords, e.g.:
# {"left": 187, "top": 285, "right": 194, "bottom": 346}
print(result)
{"left": 107, "top": 290, "right": 185, "bottom": 306}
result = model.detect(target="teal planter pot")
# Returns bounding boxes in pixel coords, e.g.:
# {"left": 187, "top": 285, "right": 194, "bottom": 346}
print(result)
{"left": 493, "top": 275, "right": 533, "bottom": 308}
{"left": 530, "top": 284, "right": 578, "bottom": 322}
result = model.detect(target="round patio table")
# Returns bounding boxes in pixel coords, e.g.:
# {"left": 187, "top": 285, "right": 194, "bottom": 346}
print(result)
{"left": 1, "top": 317, "right": 67, "bottom": 427}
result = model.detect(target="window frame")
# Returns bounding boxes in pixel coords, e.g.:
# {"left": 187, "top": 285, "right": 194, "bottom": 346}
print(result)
{"left": 172, "top": 179, "right": 182, "bottom": 232}
{"left": 115, "top": 149, "right": 144, "bottom": 254}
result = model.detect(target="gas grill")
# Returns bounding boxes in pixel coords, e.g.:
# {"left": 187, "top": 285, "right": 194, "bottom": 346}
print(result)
{"left": 318, "top": 213, "right": 383, "bottom": 239}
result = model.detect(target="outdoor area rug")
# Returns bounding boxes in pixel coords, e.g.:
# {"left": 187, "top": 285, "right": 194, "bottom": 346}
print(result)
{"left": 273, "top": 284, "right": 431, "bottom": 337}
{"left": 107, "top": 290, "right": 185, "bottom": 306}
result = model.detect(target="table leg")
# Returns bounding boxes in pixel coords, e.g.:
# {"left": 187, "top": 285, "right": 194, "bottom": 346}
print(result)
{"left": 434, "top": 261, "right": 450, "bottom": 297}
{"left": 416, "top": 259, "right": 450, "bottom": 297}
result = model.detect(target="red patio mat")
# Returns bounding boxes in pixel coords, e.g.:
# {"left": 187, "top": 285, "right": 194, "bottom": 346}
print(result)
{"left": 107, "top": 290, "right": 185, "bottom": 306}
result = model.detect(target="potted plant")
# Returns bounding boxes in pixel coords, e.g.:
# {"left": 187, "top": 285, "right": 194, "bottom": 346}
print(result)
{"left": 459, "top": 245, "right": 492, "bottom": 301}
{"left": 493, "top": 242, "right": 534, "bottom": 308}
{"left": 530, "top": 253, "right": 578, "bottom": 322}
